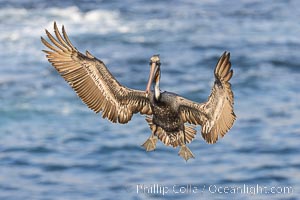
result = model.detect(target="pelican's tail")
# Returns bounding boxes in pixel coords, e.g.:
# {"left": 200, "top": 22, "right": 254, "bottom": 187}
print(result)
{"left": 145, "top": 116, "right": 197, "bottom": 147}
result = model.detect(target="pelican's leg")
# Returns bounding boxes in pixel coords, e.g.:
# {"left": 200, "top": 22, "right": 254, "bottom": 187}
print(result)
{"left": 141, "top": 133, "right": 158, "bottom": 151}
{"left": 178, "top": 130, "right": 194, "bottom": 161}
{"left": 178, "top": 145, "right": 195, "bottom": 161}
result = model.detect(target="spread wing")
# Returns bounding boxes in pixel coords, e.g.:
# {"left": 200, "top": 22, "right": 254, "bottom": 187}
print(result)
{"left": 41, "top": 22, "right": 152, "bottom": 124}
{"left": 178, "top": 52, "right": 236, "bottom": 144}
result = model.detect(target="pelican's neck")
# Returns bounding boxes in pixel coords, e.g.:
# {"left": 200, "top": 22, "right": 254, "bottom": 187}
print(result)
{"left": 154, "top": 73, "right": 161, "bottom": 101}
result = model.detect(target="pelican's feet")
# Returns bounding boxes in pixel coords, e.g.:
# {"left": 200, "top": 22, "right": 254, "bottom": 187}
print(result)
{"left": 178, "top": 145, "right": 195, "bottom": 161}
{"left": 141, "top": 136, "right": 158, "bottom": 151}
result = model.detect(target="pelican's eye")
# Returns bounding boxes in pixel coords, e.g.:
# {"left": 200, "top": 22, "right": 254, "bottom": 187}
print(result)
{"left": 156, "top": 61, "right": 161, "bottom": 66}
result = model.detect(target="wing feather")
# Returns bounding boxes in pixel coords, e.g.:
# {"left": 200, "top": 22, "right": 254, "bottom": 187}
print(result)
{"left": 178, "top": 52, "right": 236, "bottom": 144}
{"left": 177, "top": 97, "right": 208, "bottom": 125}
{"left": 201, "top": 52, "right": 236, "bottom": 144}
{"left": 41, "top": 22, "right": 152, "bottom": 124}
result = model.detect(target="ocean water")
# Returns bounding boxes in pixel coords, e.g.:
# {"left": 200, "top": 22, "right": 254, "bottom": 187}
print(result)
{"left": 0, "top": 0, "right": 300, "bottom": 199}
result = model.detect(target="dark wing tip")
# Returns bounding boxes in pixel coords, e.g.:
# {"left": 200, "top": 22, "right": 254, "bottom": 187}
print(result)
{"left": 214, "top": 51, "right": 233, "bottom": 82}
{"left": 225, "top": 51, "right": 230, "bottom": 57}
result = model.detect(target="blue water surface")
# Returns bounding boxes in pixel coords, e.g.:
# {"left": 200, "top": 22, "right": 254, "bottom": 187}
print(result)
{"left": 0, "top": 0, "right": 300, "bottom": 199}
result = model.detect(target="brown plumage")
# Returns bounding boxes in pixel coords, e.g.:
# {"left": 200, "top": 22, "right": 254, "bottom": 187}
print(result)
{"left": 41, "top": 22, "right": 236, "bottom": 161}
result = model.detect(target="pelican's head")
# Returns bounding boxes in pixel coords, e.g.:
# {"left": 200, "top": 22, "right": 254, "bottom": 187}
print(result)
{"left": 146, "top": 55, "right": 161, "bottom": 97}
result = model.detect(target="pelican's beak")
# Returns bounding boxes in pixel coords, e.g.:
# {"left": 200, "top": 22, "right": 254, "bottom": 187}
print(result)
{"left": 146, "top": 62, "right": 159, "bottom": 97}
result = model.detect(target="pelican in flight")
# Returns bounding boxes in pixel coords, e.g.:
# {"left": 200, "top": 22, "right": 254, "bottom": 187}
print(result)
{"left": 41, "top": 22, "right": 236, "bottom": 161}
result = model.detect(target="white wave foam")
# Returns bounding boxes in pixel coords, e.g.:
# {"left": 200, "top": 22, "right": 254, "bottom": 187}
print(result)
{"left": 0, "top": 6, "right": 132, "bottom": 43}
{"left": 0, "top": 6, "right": 134, "bottom": 61}
{"left": 44, "top": 6, "right": 131, "bottom": 33}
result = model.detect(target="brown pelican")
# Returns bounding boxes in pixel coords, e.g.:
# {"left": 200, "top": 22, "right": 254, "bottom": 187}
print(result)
{"left": 41, "top": 22, "right": 236, "bottom": 161}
